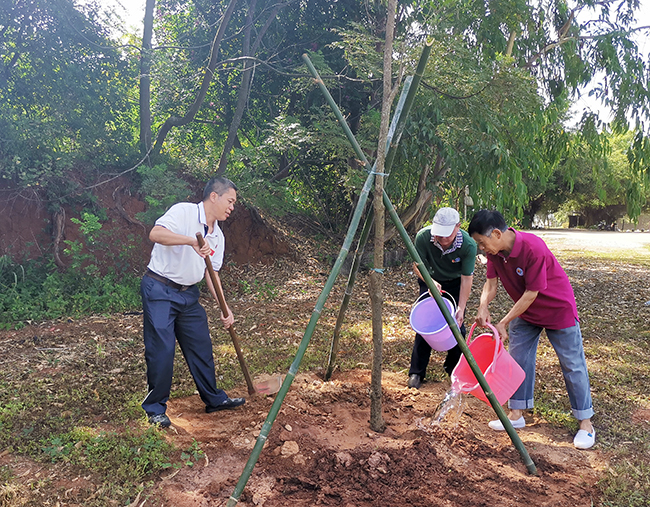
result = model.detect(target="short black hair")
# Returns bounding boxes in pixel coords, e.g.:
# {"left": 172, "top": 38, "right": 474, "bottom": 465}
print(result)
{"left": 203, "top": 176, "right": 238, "bottom": 201}
{"left": 468, "top": 209, "right": 508, "bottom": 237}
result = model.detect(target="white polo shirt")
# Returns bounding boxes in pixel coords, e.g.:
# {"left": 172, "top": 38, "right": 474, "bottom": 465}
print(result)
{"left": 147, "top": 201, "right": 225, "bottom": 286}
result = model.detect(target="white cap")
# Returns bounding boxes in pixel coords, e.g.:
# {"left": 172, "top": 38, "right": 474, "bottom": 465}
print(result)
{"left": 430, "top": 207, "right": 460, "bottom": 237}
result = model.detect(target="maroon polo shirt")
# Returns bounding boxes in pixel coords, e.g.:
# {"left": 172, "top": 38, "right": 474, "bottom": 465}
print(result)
{"left": 486, "top": 229, "right": 579, "bottom": 329}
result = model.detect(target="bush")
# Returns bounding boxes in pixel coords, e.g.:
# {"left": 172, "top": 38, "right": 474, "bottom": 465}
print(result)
{"left": 0, "top": 211, "right": 142, "bottom": 329}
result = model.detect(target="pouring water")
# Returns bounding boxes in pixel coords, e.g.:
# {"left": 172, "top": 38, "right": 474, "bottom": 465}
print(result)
{"left": 433, "top": 388, "right": 464, "bottom": 426}
{"left": 416, "top": 388, "right": 464, "bottom": 433}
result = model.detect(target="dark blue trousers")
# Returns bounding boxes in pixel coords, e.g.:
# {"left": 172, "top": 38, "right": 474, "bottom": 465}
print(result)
{"left": 141, "top": 275, "right": 228, "bottom": 416}
{"left": 409, "top": 278, "right": 466, "bottom": 378}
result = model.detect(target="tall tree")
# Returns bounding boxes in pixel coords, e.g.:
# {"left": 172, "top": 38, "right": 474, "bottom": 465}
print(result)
{"left": 369, "top": 0, "right": 400, "bottom": 434}
{"left": 139, "top": 0, "right": 156, "bottom": 153}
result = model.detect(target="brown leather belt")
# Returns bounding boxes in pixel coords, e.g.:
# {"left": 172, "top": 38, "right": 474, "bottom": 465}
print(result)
{"left": 145, "top": 269, "right": 193, "bottom": 291}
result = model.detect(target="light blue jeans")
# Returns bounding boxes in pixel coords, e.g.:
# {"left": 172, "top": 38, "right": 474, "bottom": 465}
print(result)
{"left": 508, "top": 317, "right": 594, "bottom": 421}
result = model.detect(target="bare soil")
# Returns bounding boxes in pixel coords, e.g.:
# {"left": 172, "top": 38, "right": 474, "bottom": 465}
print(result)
{"left": 150, "top": 370, "right": 605, "bottom": 507}
{"left": 0, "top": 301, "right": 608, "bottom": 507}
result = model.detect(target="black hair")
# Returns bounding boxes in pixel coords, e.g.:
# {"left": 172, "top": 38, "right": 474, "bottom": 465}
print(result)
{"left": 203, "top": 176, "right": 238, "bottom": 201}
{"left": 468, "top": 209, "right": 508, "bottom": 237}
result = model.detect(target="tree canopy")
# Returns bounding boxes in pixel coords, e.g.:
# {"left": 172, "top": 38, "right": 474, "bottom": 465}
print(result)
{"left": 1, "top": 0, "right": 648, "bottom": 232}
{"left": 0, "top": 0, "right": 137, "bottom": 206}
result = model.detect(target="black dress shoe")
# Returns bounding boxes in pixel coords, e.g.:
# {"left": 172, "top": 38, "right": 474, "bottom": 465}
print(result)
{"left": 148, "top": 413, "right": 171, "bottom": 428}
{"left": 407, "top": 374, "right": 422, "bottom": 389}
{"left": 206, "top": 397, "right": 246, "bottom": 413}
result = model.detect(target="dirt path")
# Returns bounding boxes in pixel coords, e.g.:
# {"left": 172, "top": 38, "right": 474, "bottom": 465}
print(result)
{"left": 149, "top": 370, "right": 605, "bottom": 506}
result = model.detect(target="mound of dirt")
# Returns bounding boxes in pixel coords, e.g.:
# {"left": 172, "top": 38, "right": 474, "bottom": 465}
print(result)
{"left": 151, "top": 370, "right": 605, "bottom": 507}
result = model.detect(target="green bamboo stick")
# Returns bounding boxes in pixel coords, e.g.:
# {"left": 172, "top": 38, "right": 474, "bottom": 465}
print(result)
{"left": 224, "top": 57, "right": 378, "bottom": 507}
{"left": 382, "top": 189, "right": 537, "bottom": 475}
{"left": 325, "top": 207, "right": 374, "bottom": 380}
{"left": 324, "top": 43, "right": 432, "bottom": 376}
{"left": 324, "top": 75, "right": 415, "bottom": 379}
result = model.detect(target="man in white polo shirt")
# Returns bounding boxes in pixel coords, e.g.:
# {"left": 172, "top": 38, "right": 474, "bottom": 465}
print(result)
{"left": 141, "top": 176, "right": 245, "bottom": 428}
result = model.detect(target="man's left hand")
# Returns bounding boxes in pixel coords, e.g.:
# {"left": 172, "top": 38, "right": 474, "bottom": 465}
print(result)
{"left": 455, "top": 307, "right": 465, "bottom": 327}
{"left": 221, "top": 311, "right": 235, "bottom": 329}
{"left": 495, "top": 321, "right": 508, "bottom": 341}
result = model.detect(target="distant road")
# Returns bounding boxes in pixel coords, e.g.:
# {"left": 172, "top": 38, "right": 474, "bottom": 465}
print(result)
{"left": 526, "top": 229, "right": 650, "bottom": 253}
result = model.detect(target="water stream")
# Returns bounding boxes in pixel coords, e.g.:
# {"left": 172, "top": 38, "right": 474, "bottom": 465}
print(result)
{"left": 416, "top": 388, "right": 465, "bottom": 433}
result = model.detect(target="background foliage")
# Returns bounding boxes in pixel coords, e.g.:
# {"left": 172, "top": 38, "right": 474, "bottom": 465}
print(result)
{"left": 0, "top": 0, "right": 649, "bottom": 327}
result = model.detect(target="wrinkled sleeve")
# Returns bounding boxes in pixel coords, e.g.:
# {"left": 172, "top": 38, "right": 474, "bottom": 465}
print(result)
{"left": 154, "top": 204, "right": 182, "bottom": 233}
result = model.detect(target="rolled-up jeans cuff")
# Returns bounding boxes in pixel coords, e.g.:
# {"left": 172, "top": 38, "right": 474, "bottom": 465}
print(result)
{"left": 508, "top": 399, "right": 534, "bottom": 410}
{"left": 572, "top": 407, "right": 594, "bottom": 421}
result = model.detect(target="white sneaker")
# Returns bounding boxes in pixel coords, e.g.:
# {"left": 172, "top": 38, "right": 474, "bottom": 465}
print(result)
{"left": 488, "top": 416, "right": 526, "bottom": 431}
{"left": 573, "top": 428, "right": 596, "bottom": 449}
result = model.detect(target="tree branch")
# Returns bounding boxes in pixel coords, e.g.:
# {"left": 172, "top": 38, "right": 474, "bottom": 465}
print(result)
{"left": 151, "top": 0, "right": 239, "bottom": 157}
{"left": 525, "top": 27, "right": 650, "bottom": 69}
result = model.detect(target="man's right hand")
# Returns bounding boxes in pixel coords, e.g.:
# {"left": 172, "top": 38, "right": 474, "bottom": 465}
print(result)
{"left": 193, "top": 238, "right": 212, "bottom": 258}
{"left": 475, "top": 305, "right": 490, "bottom": 326}
{"left": 427, "top": 280, "right": 443, "bottom": 299}
{"left": 220, "top": 310, "right": 235, "bottom": 329}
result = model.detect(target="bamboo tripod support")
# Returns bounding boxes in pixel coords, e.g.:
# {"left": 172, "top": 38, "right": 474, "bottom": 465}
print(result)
{"left": 225, "top": 45, "right": 536, "bottom": 507}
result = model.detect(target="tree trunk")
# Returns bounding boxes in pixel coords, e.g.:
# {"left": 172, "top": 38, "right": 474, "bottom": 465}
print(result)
{"left": 217, "top": 1, "right": 283, "bottom": 174}
{"left": 151, "top": 0, "right": 239, "bottom": 157}
{"left": 139, "top": 0, "right": 155, "bottom": 154}
{"left": 52, "top": 207, "right": 66, "bottom": 270}
{"left": 216, "top": 0, "right": 257, "bottom": 174}
{"left": 384, "top": 152, "right": 442, "bottom": 242}
{"left": 522, "top": 194, "right": 545, "bottom": 228}
{"left": 369, "top": 0, "right": 397, "bottom": 434}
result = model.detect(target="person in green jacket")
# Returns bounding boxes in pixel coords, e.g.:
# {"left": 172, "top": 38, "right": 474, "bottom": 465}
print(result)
{"left": 407, "top": 208, "right": 477, "bottom": 388}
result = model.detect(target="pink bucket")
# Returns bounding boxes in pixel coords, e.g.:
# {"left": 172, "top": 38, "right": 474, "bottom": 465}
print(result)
{"left": 451, "top": 323, "right": 525, "bottom": 406}
{"left": 409, "top": 293, "right": 457, "bottom": 351}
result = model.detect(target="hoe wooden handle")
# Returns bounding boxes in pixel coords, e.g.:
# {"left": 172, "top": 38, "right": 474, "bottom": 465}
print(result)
{"left": 196, "top": 233, "right": 256, "bottom": 395}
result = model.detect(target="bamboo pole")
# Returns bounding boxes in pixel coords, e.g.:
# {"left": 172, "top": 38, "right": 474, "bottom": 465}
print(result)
{"left": 224, "top": 56, "right": 378, "bottom": 507}
{"left": 324, "top": 207, "right": 373, "bottom": 380}
{"left": 324, "top": 74, "right": 414, "bottom": 380}
{"left": 324, "top": 40, "right": 428, "bottom": 376}
{"left": 225, "top": 172, "right": 374, "bottom": 507}
{"left": 323, "top": 38, "right": 425, "bottom": 377}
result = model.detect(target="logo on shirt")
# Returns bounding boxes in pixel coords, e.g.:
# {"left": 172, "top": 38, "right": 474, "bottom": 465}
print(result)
{"left": 516, "top": 267, "right": 524, "bottom": 276}
{"left": 451, "top": 257, "right": 461, "bottom": 263}
{"left": 210, "top": 249, "right": 215, "bottom": 257}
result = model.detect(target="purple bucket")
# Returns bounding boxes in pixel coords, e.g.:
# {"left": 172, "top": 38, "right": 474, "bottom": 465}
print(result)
{"left": 409, "top": 294, "right": 457, "bottom": 351}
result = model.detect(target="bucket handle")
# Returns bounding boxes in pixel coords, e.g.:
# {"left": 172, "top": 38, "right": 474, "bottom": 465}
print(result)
{"left": 413, "top": 290, "right": 457, "bottom": 311}
{"left": 452, "top": 322, "right": 503, "bottom": 394}
{"left": 466, "top": 322, "right": 502, "bottom": 374}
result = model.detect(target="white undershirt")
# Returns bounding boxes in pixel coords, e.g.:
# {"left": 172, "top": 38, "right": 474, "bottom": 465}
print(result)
{"left": 147, "top": 201, "right": 225, "bottom": 285}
